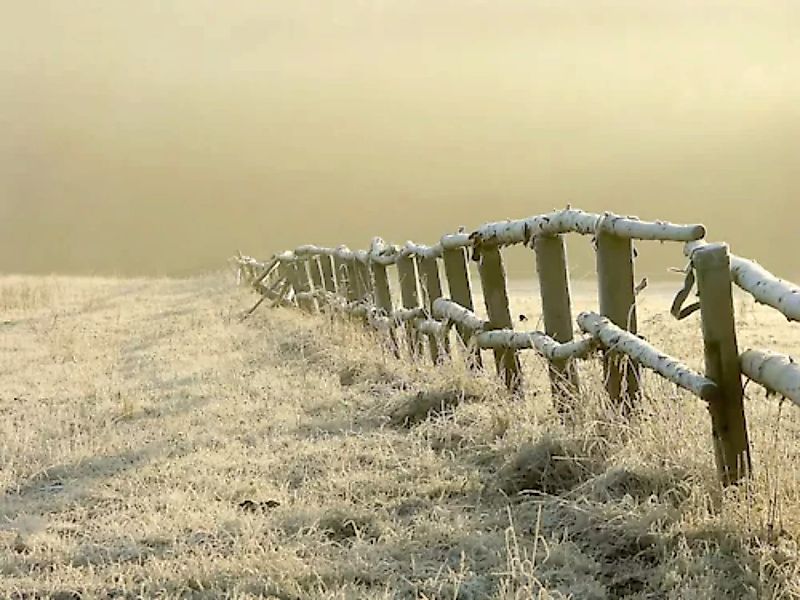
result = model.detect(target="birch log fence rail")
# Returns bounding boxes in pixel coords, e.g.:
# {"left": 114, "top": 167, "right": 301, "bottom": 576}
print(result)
{"left": 234, "top": 207, "right": 800, "bottom": 486}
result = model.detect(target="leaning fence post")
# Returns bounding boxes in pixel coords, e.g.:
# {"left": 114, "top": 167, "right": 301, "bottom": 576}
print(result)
{"left": 534, "top": 234, "right": 580, "bottom": 411}
{"left": 418, "top": 255, "right": 449, "bottom": 363}
{"left": 477, "top": 244, "right": 522, "bottom": 393}
{"left": 371, "top": 260, "right": 401, "bottom": 357}
{"left": 442, "top": 246, "right": 483, "bottom": 369}
{"left": 596, "top": 230, "right": 641, "bottom": 407}
{"left": 693, "top": 242, "right": 752, "bottom": 485}
{"left": 396, "top": 255, "right": 424, "bottom": 358}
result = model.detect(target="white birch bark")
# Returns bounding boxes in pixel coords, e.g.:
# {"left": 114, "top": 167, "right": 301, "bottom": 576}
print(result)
{"left": 474, "top": 330, "right": 597, "bottom": 360}
{"left": 402, "top": 240, "right": 444, "bottom": 259}
{"left": 740, "top": 349, "right": 800, "bottom": 407}
{"left": 392, "top": 307, "right": 428, "bottom": 324}
{"left": 473, "top": 209, "right": 705, "bottom": 246}
{"left": 368, "top": 238, "right": 402, "bottom": 265}
{"left": 577, "top": 311, "right": 718, "bottom": 400}
{"left": 294, "top": 245, "right": 319, "bottom": 256}
{"left": 414, "top": 318, "right": 448, "bottom": 337}
{"left": 347, "top": 304, "right": 392, "bottom": 330}
{"left": 440, "top": 232, "right": 471, "bottom": 250}
{"left": 432, "top": 299, "right": 488, "bottom": 331}
{"left": 277, "top": 251, "right": 297, "bottom": 263}
{"left": 686, "top": 240, "right": 800, "bottom": 322}
{"left": 333, "top": 245, "right": 355, "bottom": 261}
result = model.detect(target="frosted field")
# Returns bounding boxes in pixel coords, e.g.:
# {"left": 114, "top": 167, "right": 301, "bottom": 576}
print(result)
{"left": 1, "top": 273, "right": 800, "bottom": 599}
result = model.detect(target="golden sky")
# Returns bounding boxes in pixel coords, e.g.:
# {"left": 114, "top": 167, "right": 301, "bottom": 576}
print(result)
{"left": 2, "top": 1, "right": 798, "bottom": 278}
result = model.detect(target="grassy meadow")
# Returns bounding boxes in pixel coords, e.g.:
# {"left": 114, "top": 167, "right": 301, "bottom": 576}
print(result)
{"left": 2, "top": 272, "right": 800, "bottom": 598}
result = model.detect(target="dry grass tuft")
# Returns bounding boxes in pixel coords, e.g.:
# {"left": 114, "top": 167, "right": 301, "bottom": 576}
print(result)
{"left": 494, "top": 436, "right": 599, "bottom": 497}
{"left": 317, "top": 507, "right": 386, "bottom": 544}
{"left": 389, "top": 390, "right": 478, "bottom": 428}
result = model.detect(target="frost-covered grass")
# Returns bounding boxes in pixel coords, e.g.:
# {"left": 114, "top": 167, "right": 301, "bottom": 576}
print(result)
{"left": 1, "top": 273, "right": 799, "bottom": 599}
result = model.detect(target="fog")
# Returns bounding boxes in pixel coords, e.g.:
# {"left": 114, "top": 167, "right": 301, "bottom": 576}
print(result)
{"left": 2, "top": 1, "right": 799, "bottom": 279}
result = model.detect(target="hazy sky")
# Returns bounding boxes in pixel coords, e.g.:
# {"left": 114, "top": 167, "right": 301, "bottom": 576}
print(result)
{"left": 2, "top": 1, "right": 799, "bottom": 279}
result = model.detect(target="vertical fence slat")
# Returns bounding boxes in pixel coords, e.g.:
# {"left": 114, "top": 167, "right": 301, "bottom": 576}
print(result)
{"left": 294, "top": 260, "right": 317, "bottom": 313}
{"left": 397, "top": 255, "right": 424, "bottom": 358}
{"left": 418, "top": 256, "right": 449, "bottom": 363}
{"left": 307, "top": 258, "right": 325, "bottom": 309}
{"left": 596, "top": 231, "right": 641, "bottom": 407}
{"left": 308, "top": 257, "right": 323, "bottom": 288}
{"left": 371, "top": 261, "right": 401, "bottom": 357}
{"left": 347, "top": 260, "right": 366, "bottom": 302}
{"left": 477, "top": 245, "right": 522, "bottom": 393}
{"left": 334, "top": 257, "right": 354, "bottom": 302}
{"left": 357, "top": 261, "right": 374, "bottom": 303}
{"left": 693, "top": 242, "right": 752, "bottom": 485}
{"left": 277, "top": 262, "right": 293, "bottom": 304}
{"left": 534, "top": 234, "right": 580, "bottom": 410}
{"left": 442, "top": 247, "right": 483, "bottom": 369}
{"left": 286, "top": 262, "right": 302, "bottom": 308}
{"left": 319, "top": 255, "right": 337, "bottom": 294}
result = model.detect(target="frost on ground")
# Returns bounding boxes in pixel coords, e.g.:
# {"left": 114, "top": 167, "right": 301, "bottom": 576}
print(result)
{"left": 1, "top": 274, "right": 800, "bottom": 599}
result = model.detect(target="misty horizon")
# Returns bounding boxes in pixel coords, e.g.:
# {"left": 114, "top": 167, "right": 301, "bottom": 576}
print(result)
{"left": 2, "top": 1, "right": 798, "bottom": 280}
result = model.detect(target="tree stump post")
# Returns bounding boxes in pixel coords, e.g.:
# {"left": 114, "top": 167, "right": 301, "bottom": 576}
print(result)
{"left": 418, "top": 256, "right": 449, "bottom": 363}
{"left": 534, "top": 234, "right": 581, "bottom": 411}
{"left": 396, "top": 255, "right": 424, "bottom": 358}
{"left": 477, "top": 245, "right": 522, "bottom": 393}
{"left": 307, "top": 257, "right": 324, "bottom": 306}
{"left": 277, "top": 262, "right": 293, "bottom": 305}
{"left": 319, "top": 255, "right": 337, "bottom": 294}
{"left": 346, "top": 260, "right": 365, "bottom": 302}
{"left": 371, "top": 261, "right": 401, "bottom": 358}
{"left": 693, "top": 242, "right": 752, "bottom": 485}
{"left": 334, "top": 257, "right": 353, "bottom": 302}
{"left": 442, "top": 247, "right": 483, "bottom": 369}
{"left": 596, "top": 231, "right": 641, "bottom": 407}
{"left": 293, "top": 260, "right": 317, "bottom": 313}
{"left": 357, "top": 261, "right": 374, "bottom": 303}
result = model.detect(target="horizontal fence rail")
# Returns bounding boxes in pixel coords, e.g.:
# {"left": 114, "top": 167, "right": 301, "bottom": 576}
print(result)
{"left": 235, "top": 206, "right": 800, "bottom": 486}
{"left": 741, "top": 349, "right": 800, "bottom": 407}
{"left": 686, "top": 240, "right": 800, "bottom": 322}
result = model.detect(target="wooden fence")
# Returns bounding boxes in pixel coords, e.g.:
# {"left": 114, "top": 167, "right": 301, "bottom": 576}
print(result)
{"left": 235, "top": 208, "right": 800, "bottom": 486}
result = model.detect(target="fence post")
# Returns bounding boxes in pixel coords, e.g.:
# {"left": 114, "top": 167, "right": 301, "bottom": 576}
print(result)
{"left": 693, "top": 242, "right": 752, "bottom": 485}
{"left": 477, "top": 245, "right": 522, "bottom": 393}
{"left": 418, "top": 256, "right": 449, "bottom": 363}
{"left": 534, "top": 234, "right": 580, "bottom": 411}
{"left": 346, "top": 259, "right": 366, "bottom": 302}
{"left": 277, "top": 261, "right": 293, "bottom": 304}
{"left": 371, "top": 261, "right": 401, "bottom": 357}
{"left": 396, "top": 255, "right": 424, "bottom": 358}
{"left": 319, "top": 255, "right": 337, "bottom": 294}
{"left": 294, "top": 260, "right": 317, "bottom": 313}
{"left": 357, "top": 260, "right": 374, "bottom": 303}
{"left": 308, "top": 256, "right": 324, "bottom": 296}
{"left": 334, "top": 257, "right": 353, "bottom": 302}
{"left": 442, "top": 247, "right": 483, "bottom": 369}
{"left": 596, "top": 231, "right": 641, "bottom": 407}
